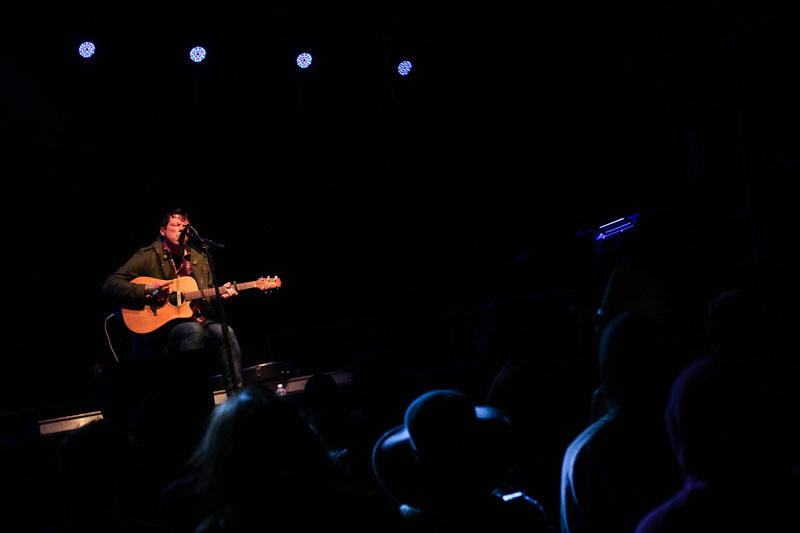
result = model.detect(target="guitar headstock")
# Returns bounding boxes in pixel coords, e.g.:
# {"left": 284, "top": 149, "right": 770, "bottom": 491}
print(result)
{"left": 256, "top": 276, "right": 281, "bottom": 291}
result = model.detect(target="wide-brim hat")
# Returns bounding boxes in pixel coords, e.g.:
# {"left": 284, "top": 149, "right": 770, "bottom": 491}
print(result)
{"left": 371, "top": 389, "right": 513, "bottom": 511}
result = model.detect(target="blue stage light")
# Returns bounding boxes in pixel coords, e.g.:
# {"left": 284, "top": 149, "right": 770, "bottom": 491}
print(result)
{"left": 594, "top": 213, "right": 641, "bottom": 241}
{"left": 397, "top": 60, "right": 412, "bottom": 76}
{"left": 78, "top": 42, "right": 96, "bottom": 58}
{"left": 189, "top": 46, "right": 207, "bottom": 63}
{"left": 296, "top": 52, "right": 313, "bottom": 68}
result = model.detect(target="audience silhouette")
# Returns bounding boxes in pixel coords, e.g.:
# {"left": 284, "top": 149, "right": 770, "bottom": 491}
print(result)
{"left": 560, "top": 310, "right": 683, "bottom": 533}
{"left": 483, "top": 350, "right": 595, "bottom": 524}
{"left": 301, "top": 372, "right": 360, "bottom": 453}
{"left": 634, "top": 289, "right": 799, "bottom": 532}
{"left": 159, "top": 385, "right": 377, "bottom": 533}
{"left": 371, "top": 388, "right": 555, "bottom": 532}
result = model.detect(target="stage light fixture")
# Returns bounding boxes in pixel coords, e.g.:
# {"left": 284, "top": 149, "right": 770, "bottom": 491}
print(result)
{"left": 397, "top": 60, "right": 413, "bottom": 76}
{"left": 189, "top": 46, "right": 207, "bottom": 63}
{"left": 593, "top": 213, "right": 641, "bottom": 241}
{"left": 78, "top": 41, "right": 96, "bottom": 58}
{"left": 296, "top": 52, "right": 313, "bottom": 68}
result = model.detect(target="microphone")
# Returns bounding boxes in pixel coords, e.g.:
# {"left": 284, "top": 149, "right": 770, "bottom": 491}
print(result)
{"left": 179, "top": 225, "right": 191, "bottom": 245}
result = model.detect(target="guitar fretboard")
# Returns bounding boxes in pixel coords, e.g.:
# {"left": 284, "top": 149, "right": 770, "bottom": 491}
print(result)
{"left": 181, "top": 280, "right": 266, "bottom": 301}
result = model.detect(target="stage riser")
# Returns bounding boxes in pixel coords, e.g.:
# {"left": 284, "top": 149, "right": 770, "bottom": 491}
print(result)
{"left": 39, "top": 370, "right": 353, "bottom": 436}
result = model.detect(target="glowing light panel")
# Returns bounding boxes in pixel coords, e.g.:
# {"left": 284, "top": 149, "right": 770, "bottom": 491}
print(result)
{"left": 296, "top": 52, "right": 313, "bottom": 68}
{"left": 594, "top": 213, "right": 641, "bottom": 241}
{"left": 398, "top": 60, "right": 412, "bottom": 76}
{"left": 189, "top": 46, "right": 207, "bottom": 63}
{"left": 78, "top": 42, "right": 96, "bottom": 58}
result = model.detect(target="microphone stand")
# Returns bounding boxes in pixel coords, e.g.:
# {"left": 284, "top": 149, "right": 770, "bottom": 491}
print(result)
{"left": 189, "top": 226, "right": 241, "bottom": 395}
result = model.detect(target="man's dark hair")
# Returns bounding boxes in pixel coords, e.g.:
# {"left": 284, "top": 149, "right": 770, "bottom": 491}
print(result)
{"left": 159, "top": 208, "right": 191, "bottom": 229}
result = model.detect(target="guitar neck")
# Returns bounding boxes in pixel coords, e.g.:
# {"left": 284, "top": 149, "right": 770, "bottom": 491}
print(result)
{"left": 183, "top": 281, "right": 261, "bottom": 301}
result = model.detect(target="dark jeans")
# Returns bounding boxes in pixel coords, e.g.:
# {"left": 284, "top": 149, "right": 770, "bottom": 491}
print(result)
{"left": 133, "top": 319, "right": 243, "bottom": 394}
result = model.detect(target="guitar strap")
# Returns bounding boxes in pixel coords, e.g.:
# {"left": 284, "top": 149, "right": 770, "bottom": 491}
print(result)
{"left": 163, "top": 243, "right": 206, "bottom": 323}
{"left": 163, "top": 243, "right": 193, "bottom": 278}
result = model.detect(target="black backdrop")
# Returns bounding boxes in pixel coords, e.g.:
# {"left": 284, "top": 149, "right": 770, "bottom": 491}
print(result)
{"left": 1, "top": 2, "right": 795, "bottom": 417}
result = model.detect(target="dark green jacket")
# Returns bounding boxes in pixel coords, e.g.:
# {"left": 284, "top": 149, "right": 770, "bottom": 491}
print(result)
{"left": 103, "top": 239, "right": 220, "bottom": 319}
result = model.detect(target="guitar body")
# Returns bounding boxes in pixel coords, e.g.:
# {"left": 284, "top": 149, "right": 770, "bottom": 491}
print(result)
{"left": 121, "top": 276, "right": 198, "bottom": 334}
{"left": 120, "top": 274, "right": 281, "bottom": 334}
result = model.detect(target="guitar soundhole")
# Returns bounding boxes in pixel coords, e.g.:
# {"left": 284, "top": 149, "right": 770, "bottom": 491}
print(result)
{"left": 167, "top": 292, "right": 182, "bottom": 306}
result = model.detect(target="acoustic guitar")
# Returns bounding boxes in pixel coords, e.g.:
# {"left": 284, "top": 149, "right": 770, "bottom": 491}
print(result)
{"left": 121, "top": 275, "right": 281, "bottom": 334}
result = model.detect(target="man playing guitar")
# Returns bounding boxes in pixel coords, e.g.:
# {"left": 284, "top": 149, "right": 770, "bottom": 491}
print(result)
{"left": 103, "top": 208, "right": 246, "bottom": 396}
